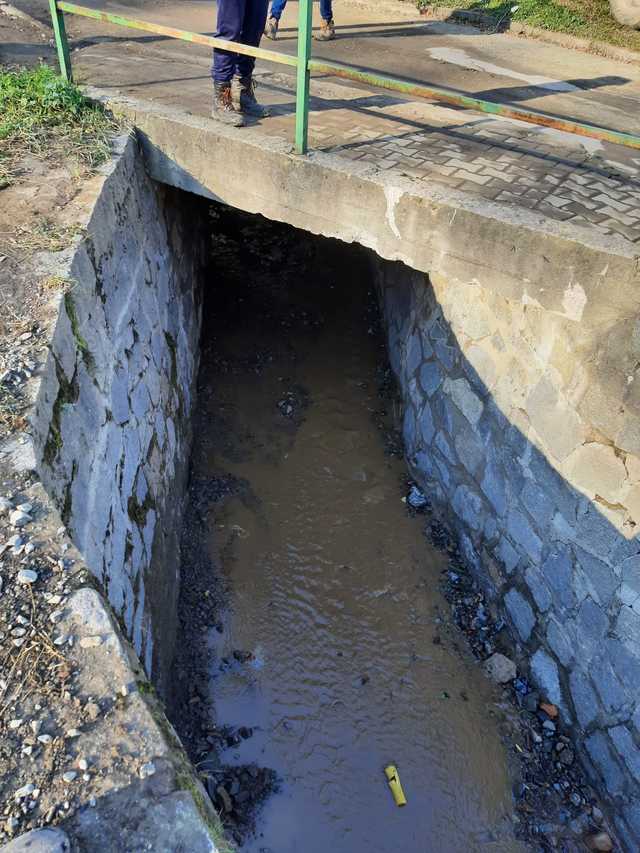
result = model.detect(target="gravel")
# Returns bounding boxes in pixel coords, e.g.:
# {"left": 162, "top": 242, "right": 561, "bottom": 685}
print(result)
{"left": 423, "top": 511, "right": 617, "bottom": 852}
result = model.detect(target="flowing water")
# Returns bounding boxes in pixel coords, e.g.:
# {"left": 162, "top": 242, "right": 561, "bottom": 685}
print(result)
{"left": 189, "top": 210, "right": 524, "bottom": 853}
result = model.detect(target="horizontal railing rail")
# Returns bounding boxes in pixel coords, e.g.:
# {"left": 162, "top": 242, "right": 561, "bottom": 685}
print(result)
{"left": 55, "top": 1, "right": 298, "bottom": 66}
{"left": 308, "top": 58, "right": 640, "bottom": 151}
{"left": 48, "top": 0, "right": 640, "bottom": 155}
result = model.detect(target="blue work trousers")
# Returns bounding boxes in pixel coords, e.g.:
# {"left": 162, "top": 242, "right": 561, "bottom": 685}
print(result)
{"left": 270, "top": 0, "right": 333, "bottom": 20}
{"left": 212, "top": 0, "right": 269, "bottom": 83}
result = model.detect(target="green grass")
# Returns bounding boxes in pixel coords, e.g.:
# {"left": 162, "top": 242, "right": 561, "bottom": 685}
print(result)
{"left": 0, "top": 65, "right": 119, "bottom": 186}
{"left": 417, "top": 0, "right": 640, "bottom": 52}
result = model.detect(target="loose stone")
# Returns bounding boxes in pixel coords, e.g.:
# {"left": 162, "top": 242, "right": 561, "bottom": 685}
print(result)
{"left": 79, "top": 635, "right": 103, "bottom": 648}
{"left": 558, "top": 748, "right": 574, "bottom": 766}
{"left": 84, "top": 702, "right": 100, "bottom": 720}
{"left": 407, "top": 485, "right": 429, "bottom": 509}
{"left": 14, "top": 783, "right": 35, "bottom": 799}
{"left": 17, "top": 569, "right": 38, "bottom": 584}
{"left": 62, "top": 771, "right": 77, "bottom": 783}
{"left": 483, "top": 652, "right": 516, "bottom": 683}
{"left": 586, "top": 832, "right": 613, "bottom": 852}
{"left": 138, "top": 761, "right": 156, "bottom": 779}
{"left": 10, "top": 510, "right": 31, "bottom": 528}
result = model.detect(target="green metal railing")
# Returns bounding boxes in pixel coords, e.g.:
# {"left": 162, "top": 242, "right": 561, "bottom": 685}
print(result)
{"left": 48, "top": 0, "right": 640, "bottom": 155}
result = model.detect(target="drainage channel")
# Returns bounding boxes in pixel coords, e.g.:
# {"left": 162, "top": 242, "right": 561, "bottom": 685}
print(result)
{"left": 168, "top": 207, "right": 524, "bottom": 853}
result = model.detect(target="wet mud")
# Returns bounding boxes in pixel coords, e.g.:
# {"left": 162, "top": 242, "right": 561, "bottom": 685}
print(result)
{"left": 170, "top": 208, "right": 526, "bottom": 852}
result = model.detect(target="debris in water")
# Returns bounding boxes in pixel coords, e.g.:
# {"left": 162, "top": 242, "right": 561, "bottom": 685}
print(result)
{"left": 384, "top": 765, "right": 407, "bottom": 807}
{"left": 586, "top": 832, "right": 613, "bottom": 851}
{"left": 406, "top": 485, "right": 429, "bottom": 510}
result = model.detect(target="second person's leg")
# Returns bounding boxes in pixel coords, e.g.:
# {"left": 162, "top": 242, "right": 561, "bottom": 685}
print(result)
{"left": 264, "top": 0, "right": 286, "bottom": 38}
{"left": 237, "top": 0, "right": 271, "bottom": 116}
{"left": 315, "top": 0, "right": 335, "bottom": 40}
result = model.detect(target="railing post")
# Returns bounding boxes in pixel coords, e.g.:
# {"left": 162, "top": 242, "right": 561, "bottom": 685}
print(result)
{"left": 294, "top": 0, "right": 312, "bottom": 154}
{"left": 48, "top": 0, "right": 73, "bottom": 81}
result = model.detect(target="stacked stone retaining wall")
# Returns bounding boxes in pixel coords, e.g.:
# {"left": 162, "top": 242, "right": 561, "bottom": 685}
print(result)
{"left": 31, "top": 137, "right": 208, "bottom": 695}
{"left": 373, "top": 258, "right": 640, "bottom": 847}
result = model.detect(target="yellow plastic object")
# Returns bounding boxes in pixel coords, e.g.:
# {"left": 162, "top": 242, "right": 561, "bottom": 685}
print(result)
{"left": 384, "top": 765, "right": 407, "bottom": 807}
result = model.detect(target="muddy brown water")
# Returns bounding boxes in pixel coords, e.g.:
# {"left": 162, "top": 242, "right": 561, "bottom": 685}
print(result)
{"left": 189, "top": 211, "right": 524, "bottom": 852}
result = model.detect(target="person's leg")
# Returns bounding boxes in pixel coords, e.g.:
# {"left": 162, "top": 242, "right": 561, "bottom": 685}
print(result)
{"left": 237, "top": 0, "right": 271, "bottom": 115}
{"left": 212, "top": 0, "right": 245, "bottom": 82}
{"left": 237, "top": 0, "right": 269, "bottom": 77}
{"left": 319, "top": 0, "right": 332, "bottom": 21}
{"left": 315, "top": 0, "right": 335, "bottom": 39}
{"left": 264, "top": 0, "right": 285, "bottom": 39}
{"left": 211, "top": 0, "right": 245, "bottom": 125}
{"left": 269, "top": 0, "right": 286, "bottom": 20}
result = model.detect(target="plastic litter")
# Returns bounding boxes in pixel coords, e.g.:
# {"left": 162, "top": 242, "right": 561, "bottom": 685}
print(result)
{"left": 384, "top": 764, "right": 407, "bottom": 807}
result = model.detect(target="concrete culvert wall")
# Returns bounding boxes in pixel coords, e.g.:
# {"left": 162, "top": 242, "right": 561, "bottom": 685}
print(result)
{"left": 31, "top": 137, "right": 208, "bottom": 695}
{"left": 372, "top": 258, "right": 640, "bottom": 847}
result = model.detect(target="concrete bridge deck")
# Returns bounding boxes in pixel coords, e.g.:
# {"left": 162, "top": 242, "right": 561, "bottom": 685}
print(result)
{"left": 42, "top": 0, "right": 640, "bottom": 249}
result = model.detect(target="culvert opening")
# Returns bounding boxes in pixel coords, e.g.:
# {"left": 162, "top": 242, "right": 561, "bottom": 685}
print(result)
{"left": 29, "top": 146, "right": 630, "bottom": 852}
{"left": 166, "top": 205, "right": 522, "bottom": 852}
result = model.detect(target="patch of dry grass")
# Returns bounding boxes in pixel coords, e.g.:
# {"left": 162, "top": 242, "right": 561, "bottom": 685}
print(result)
{"left": 0, "top": 64, "right": 120, "bottom": 187}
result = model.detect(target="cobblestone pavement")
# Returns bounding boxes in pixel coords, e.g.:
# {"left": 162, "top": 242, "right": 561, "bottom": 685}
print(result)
{"left": 261, "top": 74, "right": 640, "bottom": 245}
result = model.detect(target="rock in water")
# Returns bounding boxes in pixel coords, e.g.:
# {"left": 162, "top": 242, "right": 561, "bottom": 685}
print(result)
{"left": 610, "top": 0, "right": 640, "bottom": 26}
{"left": 586, "top": 832, "right": 614, "bottom": 851}
{"left": 407, "top": 485, "right": 429, "bottom": 509}
{"left": 483, "top": 653, "right": 517, "bottom": 684}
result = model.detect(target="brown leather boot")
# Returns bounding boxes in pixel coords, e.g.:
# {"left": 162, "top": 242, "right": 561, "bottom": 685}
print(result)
{"left": 314, "top": 18, "right": 335, "bottom": 40}
{"left": 237, "top": 75, "right": 270, "bottom": 117}
{"left": 212, "top": 82, "right": 244, "bottom": 127}
{"left": 264, "top": 16, "right": 279, "bottom": 39}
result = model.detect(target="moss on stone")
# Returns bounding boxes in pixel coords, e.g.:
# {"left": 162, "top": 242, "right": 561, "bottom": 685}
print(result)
{"left": 43, "top": 355, "right": 79, "bottom": 466}
{"left": 60, "top": 460, "right": 77, "bottom": 527}
{"left": 175, "top": 769, "right": 235, "bottom": 853}
{"left": 64, "top": 291, "right": 95, "bottom": 372}
{"left": 164, "top": 331, "right": 178, "bottom": 389}
{"left": 132, "top": 669, "right": 235, "bottom": 853}
{"left": 127, "top": 491, "right": 156, "bottom": 528}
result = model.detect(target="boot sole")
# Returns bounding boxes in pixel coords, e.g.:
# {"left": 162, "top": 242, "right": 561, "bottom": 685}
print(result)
{"left": 240, "top": 108, "right": 271, "bottom": 118}
{"left": 211, "top": 112, "right": 245, "bottom": 127}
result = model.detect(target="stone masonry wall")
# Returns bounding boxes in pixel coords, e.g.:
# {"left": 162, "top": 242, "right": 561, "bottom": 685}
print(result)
{"left": 373, "top": 258, "right": 640, "bottom": 848}
{"left": 31, "top": 136, "right": 207, "bottom": 696}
